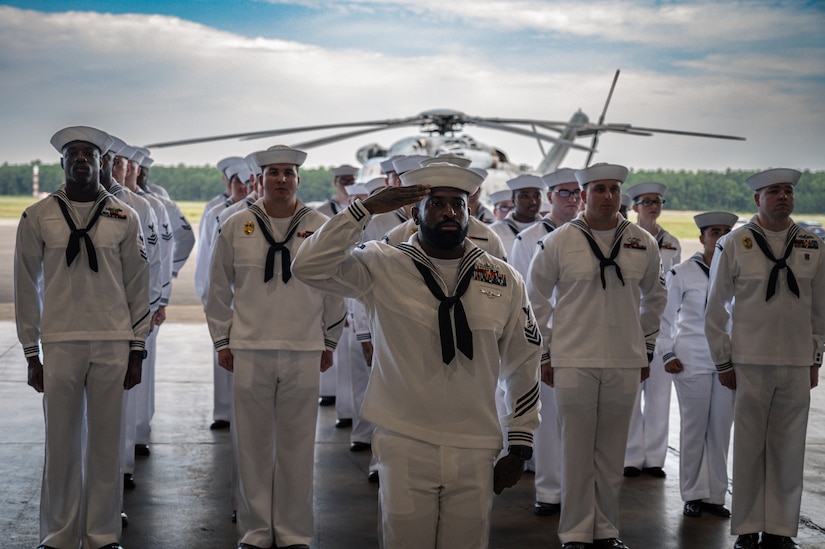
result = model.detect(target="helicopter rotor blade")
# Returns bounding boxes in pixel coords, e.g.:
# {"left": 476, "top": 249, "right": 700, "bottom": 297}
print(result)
{"left": 144, "top": 116, "right": 424, "bottom": 149}
{"left": 588, "top": 124, "right": 746, "bottom": 141}
{"left": 586, "top": 69, "right": 620, "bottom": 167}
{"left": 289, "top": 122, "right": 421, "bottom": 149}
{"left": 473, "top": 120, "right": 595, "bottom": 152}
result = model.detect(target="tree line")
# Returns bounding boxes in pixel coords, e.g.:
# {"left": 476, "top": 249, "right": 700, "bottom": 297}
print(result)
{"left": 1, "top": 162, "right": 822, "bottom": 213}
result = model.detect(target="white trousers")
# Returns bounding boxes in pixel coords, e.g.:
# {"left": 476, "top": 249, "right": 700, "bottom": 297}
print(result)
{"left": 533, "top": 382, "right": 562, "bottom": 504}
{"left": 40, "top": 340, "right": 128, "bottom": 549}
{"left": 133, "top": 325, "right": 158, "bottom": 444}
{"left": 347, "top": 334, "right": 375, "bottom": 444}
{"left": 233, "top": 349, "right": 320, "bottom": 548}
{"left": 335, "top": 328, "right": 355, "bottom": 421}
{"left": 731, "top": 364, "right": 810, "bottom": 537}
{"left": 213, "top": 348, "right": 233, "bottom": 422}
{"left": 673, "top": 371, "right": 734, "bottom": 503}
{"left": 373, "top": 428, "right": 498, "bottom": 549}
{"left": 555, "top": 368, "right": 638, "bottom": 544}
{"left": 625, "top": 352, "right": 672, "bottom": 469}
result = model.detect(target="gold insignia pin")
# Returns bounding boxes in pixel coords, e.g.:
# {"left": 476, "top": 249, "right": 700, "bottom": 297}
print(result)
{"left": 244, "top": 221, "right": 255, "bottom": 235}
{"left": 743, "top": 237, "right": 752, "bottom": 250}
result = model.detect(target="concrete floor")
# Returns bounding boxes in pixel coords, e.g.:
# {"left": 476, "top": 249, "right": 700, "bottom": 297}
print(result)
{"left": 2, "top": 322, "right": 825, "bottom": 549}
{"left": 1, "top": 220, "right": 825, "bottom": 548}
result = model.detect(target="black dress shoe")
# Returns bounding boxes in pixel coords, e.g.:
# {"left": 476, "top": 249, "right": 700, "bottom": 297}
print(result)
{"left": 123, "top": 473, "right": 135, "bottom": 490}
{"left": 319, "top": 396, "right": 335, "bottom": 406}
{"left": 231, "top": 509, "right": 237, "bottom": 523}
{"left": 733, "top": 533, "right": 760, "bottom": 549}
{"left": 38, "top": 545, "right": 60, "bottom": 549}
{"left": 593, "top": 538, "right": 629, "bottom": 549}
{"left": 760, "top": 533, "right": 800, "bottom": 549}
{"left": 642, "top": 466, "right": 666, "bottom": 478}
{"left": 281, "top": 545, "right": 310, "bottom": 549}
{"left": 534, "top": 501, "right": 560, "bottom": 516}
{"left": 335, "top": 418, "right": 352, "bottom": 428}
{"left": 95, "top": 544, "right": 124, "bottom": 549}
{"left": 237, "top": 543, "right": 269, "bottom": 549}
{"left": 623, "top": 466, "right": 641, "bottom": 477}
{"left": 134, "top": 444, "right": 150, "bottom": 456}
{"left": 210, "top": 419, "right": 230, "bottom": 430}
{"left": 561, "top": 543, "right": 590, "bottom": 549}
{"left": 700, "top": 501, "right": 730, "bottom": 518}
{"left": 683, "top": 500, "right": 702, "bottom": 517}
{"left": 368, "top": 470, "right": 379, "bottom": 483}
{"left": 121, "top": 510, "right": 128, "bottom": 528}
{"left": 350, "top": 441, "right": 371, "bottom": 452}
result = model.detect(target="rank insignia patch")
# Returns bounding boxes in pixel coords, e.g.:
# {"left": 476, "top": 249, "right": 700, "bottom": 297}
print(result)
{"left": 623, "top": 237, "right": 647, "bottom": 250}
{"left": 743, "top": 237, "right": 753, "bottom": 250}
{"left": 243, "top": 221, "right": 255, "bottom": 235}
{"left": 297, "top": 231, "right": 315, "bottom": 238}
{"left": 100, "top": 207, "right": 128, "bottom": 220}
{"left": 661, "top": 242, "right": 678, "bottom": 250}
{"left": 473, "top": 263, "right": 507, "bottom": 286}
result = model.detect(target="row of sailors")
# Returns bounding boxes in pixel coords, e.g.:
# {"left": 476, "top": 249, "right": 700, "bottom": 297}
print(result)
{"left": 194, "top": 145, "right": 822, "bottom": 549}
{"left": 18, "top": 126, "right": 822, "bottom": 549}
{"left": 15, "top": 126, "right": 197, "bottom": 549}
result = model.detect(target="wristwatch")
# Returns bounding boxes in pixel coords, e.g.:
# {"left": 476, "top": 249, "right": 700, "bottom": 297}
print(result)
{"left": 508, "top": 445, "right": 533, "bottom": 461}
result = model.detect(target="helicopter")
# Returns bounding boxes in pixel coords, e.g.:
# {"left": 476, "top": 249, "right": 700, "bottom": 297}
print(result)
{"left": 145, "top": 70, "right": 746, "bottom": 192}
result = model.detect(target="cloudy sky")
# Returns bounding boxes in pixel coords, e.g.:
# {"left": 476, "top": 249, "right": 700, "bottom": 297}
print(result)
{"left": 1, "top": 0, "right": 823, "bottom": 171}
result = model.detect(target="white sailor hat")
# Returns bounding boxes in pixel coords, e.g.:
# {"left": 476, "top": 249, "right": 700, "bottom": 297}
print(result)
{"left": 621, "top": 193, "right": 632, "bottom": 209}
{"left": 129, "top": 149, "right": 145, "bottom": 165}
{"left": 106, "top": 135, "right": 129, "bottom": 156}
{"left": 469, "top": 167, "right": 488, "bottom": 180}
{"left": 393, "top": 155, "right": 431, "bottom": 175}
{"left": 575, "top": 163, "right": 629, "bottom": 188}
{"left": 253, "top": 145, "right": 307, "bottom": 168}
{"left": 363, "top": 177, "right": 387, "bottom": 195}
{"left": 506, "top": 174, "right": 546, "bottom": 191}
{"left": 693, "top": 211, "right": 739, "bottom": 230}
{"left": 421, "top": 154, "right": 472, "bottom": 169}
{"left": 217, "top": 156, "right": 245, "bottom": 174}
{"left": 138, "top": 149, "right": 154, "bottom": 169}
{"left": 244, "top": 153, "right": 262, "bottom": 176}
{"left": 489, "top": 189, "right": 512, "bottom": 205}
{"left": 627, "top": 182, "right": 666, "bottom": 200}
{"left": 345, "top": 183, "right": 369, "bottom": 196}
{"left": 226, "top": 162, "right": 251, "bottom": 182}
{"left": 331, "top": 164, "right": 360, "bottom": 177}
{"left": 745, "top": 168, "right": 801, "bottom": 191}
{"left": 380, "top": 155, "right": 403, "bottom": 174}
{"left": 116, "top": 145, "right": 137, "bottom": 160}
{"left": 51, "top": 126, "right": 113, "bottom": 154}
{"left": 399, "top": 163, "right": 483, "bottom": 196}
{"left": 541, "top": 168, "right": 578, "bottom": 189}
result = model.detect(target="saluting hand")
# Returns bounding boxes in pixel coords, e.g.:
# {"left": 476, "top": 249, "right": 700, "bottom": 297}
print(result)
{"left": 361, "top": 185, "right": 429, "bottom": 215}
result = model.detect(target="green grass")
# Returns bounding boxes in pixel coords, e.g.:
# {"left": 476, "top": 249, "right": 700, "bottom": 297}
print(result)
{"left": 1, "top": 196, "right": 822, "bottom": 238}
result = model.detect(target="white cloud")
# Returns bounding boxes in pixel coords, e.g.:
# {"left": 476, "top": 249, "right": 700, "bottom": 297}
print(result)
{"left": 0, "top": 5, "right": 822, "bottom": 171}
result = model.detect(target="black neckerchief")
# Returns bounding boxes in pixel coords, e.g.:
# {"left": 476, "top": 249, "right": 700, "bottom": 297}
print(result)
{"left": 571, "top": 217, "right": 630, "bottom": 289}
{"left": 396, "top": 242, "right": 484, "bottom": 364}
{"left": 745, "top": 222, "right": 800, "bottom": 301}
{"left": 249, "top": 203, "right": 313, "bottom": 283}
{"left": 54, "top": 188, "right": 110, "bottom": 272}
{"left": 689, "top": 253, "right": 710, "bottom": 278}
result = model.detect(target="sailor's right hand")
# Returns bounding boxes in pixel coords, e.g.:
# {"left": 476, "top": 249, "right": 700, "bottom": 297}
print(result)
{"left": 361, "top": 185, "right": 429, "bottom": 215}
{"left": 27, "top": 356, "right": 44, "bottom": 393}
{"left": 217, "top": 348, "right": 234, "bottom": 373}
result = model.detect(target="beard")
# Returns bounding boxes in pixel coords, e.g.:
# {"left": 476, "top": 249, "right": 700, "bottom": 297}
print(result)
{"left": 418, "top": 220, "right": 469, "bottom": 250}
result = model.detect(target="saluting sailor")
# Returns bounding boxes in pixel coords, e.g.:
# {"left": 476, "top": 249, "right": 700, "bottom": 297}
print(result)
{"left": 659, "top": 211, "right": 738, "bottom": 520}
{"left": 292, "top": 162, "right": 542, "bottom": 549}
{"left": 206, "top": 145, "right": 346, "bottom": 549}
{"left": 705, "top": 169, "right": 824, "bottom": 549}
{"left": 489, "top": 174, "right": 546, "bottom": 256}
{"left": 16, "top": 126, "right": 150, "bottom": 549}
{"left": 527, "top": 163, "right": 666, "bottom": 549}
{"left": 624, "top": 181, "right": 681, "bottom": 479}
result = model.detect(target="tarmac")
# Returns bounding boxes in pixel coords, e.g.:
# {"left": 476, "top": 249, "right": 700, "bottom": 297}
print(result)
{"left": 1, "top": 219, "right": 824, "bottom": 549}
